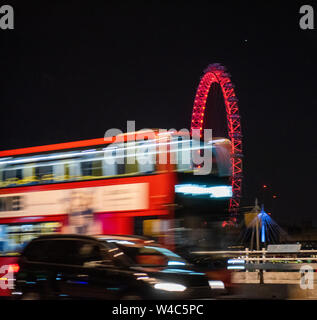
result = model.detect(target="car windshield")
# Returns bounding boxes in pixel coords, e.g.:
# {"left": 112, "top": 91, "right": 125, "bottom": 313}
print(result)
{"left": 106, "top": 242, "right": 188, "bottom": 267}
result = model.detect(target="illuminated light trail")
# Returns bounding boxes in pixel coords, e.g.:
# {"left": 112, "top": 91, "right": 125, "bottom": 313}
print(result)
{"left": 175, "top": 184, "right": 232, "bottom": 198}
{"left": 0, "top": 136, "right": 225, "bottom": 167}
{"left": 191, "top": 63, "right": 243, "bottom": 219}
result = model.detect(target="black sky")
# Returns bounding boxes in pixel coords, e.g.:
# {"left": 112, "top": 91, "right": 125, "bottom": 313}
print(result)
{"left": 0, "top": 1, "right": 316, "bottom": 226}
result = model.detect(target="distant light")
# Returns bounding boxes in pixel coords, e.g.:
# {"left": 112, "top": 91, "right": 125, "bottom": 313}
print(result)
{"left": 144, "top": 240, "right": 155, "bottom": 244}
{"left": 154, "top": 282, "right": 187, "bottom": 292}
{"left": 207, "top": 138, "right": 228, "bottom": 144}
{"left": 175, "top": 184, "right": 232, "bottom": 198}
{"left": 137, "top": 276, "right": 150, "bottom": 280}
{"left": 145, "top": 246, "right": 182, "bottom": 258}
{"left": 261, "top": 223, "right": 266, "bottom": 243}
{"left": 67, "top": 280, "right": 88, "bottom": 285}
{"left": 157, "top": 131, "right": 175, "bottom": 136}
{"left": 208, "top": 280, "right": 225, "bottom": 289}
{"left": 106, "top": 240, "right": 135, "bottom": 245}
{"left": 227, "top": 265, "right": 245, "bottom": 270}
{"left": 168, "top": 261, "right": 186, "bottom": 266}
{"left": 161, "top": 269, "right": 204, "bottom": 275}
{"left": 133, "top": 273, "right": 148, "bottom": 276}
{"left": 9, "top": 264, "right": 20, "bottom": 273}
{"left": 228, "top": 259, "right": 245, "bottom": 264}
{"left": 113, "top": 252, "right": 124, "bottom": 258}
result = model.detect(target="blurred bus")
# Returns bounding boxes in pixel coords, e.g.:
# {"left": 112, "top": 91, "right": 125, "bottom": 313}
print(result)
{"left": 0, "top": 130, "right": 232, "bottom": 254}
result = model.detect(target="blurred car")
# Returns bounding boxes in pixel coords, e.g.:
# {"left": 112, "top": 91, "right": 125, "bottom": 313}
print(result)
{"left": 13, "top": 234, "right": 222, "bottom": 300}
{"left": 188, "top": 254, "right": 233, "bottom": 293}
{"left": 97, "top": 235, "right": 227, "bottom": 295}
{"left": 174, "top": 248, "right": 234, "bottom": 295}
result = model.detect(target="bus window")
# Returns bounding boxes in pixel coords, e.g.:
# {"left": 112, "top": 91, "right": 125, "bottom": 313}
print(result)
{"left": 175, "top": 138, "right": 192, "bottom": 172}
{"left": 35, "top": 165, "right": 53, "bottom": 182}
{"left": 116, "top": 160, "right": 125, "bottom": 175}
{"left": 53, "top": 162, "right": 65, "bottom": 181}
{"left": 68, "top": 160, "right": 81, "bottom": 180}
{"left": 136, "top": 141, "right": 155, "bottom": 174}
{"left": 102, "top": 149, "right": 117, "bottom": 177}
{"left": 2, "top": 167, "right": 22, "bottom": 186}
{"left": 125, "top": 161, "right": 138, "bottom": 175}
{"left": 104, "top": 143, "right": 126, "bottom": 176}
{"left": 92, "top": 160, "right": 103, "bottom": 176}
{"left": 80, "top": 160, "right": 93, "bottom": 177}
{"left": 138, "top": 161, "right": 154, "bottom": 174}
{"left": 22, "top": 163, "right": 35, "bottom": 182}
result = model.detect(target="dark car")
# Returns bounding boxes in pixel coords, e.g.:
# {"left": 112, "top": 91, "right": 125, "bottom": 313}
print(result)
{"left": 97, "top": 235, "right": 227, "bottom": 295}
{"left": 180, "top": 252, "right": 233, "bottom": 294}
{"left": 13, "top": 234, "right": 217, "bottom": 300}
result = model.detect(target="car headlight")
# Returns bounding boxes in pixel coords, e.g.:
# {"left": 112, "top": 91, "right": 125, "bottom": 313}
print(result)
{"left": 154, "top": 282, "right": 187, "bottom": 292}
{"left": 208, "top": 280, "right": 225, "bottom": 289}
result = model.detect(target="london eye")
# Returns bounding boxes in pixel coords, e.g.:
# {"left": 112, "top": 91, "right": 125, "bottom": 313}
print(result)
{"left": 191, "top": 63, "right": 243, "bottom": 221}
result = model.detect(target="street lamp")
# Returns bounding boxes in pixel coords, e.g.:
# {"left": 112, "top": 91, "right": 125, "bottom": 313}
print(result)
{"left": 262, "top": 184, "right": 269, "bottom": 207}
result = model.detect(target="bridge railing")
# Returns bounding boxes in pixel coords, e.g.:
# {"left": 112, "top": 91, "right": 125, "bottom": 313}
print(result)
{"left": 190, "top": 248, "right": 317, "bottom": 272}
{"left": 191, "top": 248, "right": 317, "bottom": 293}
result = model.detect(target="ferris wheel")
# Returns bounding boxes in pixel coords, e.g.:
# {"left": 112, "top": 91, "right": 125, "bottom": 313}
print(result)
{"left": 191, "top": 63, "right": 243, "bottom": 221}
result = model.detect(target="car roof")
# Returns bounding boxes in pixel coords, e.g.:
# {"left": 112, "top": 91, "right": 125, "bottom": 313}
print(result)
{"left": 28, "top": 234, "right": 159, "bottom": 247}
{"left": 29, "top": 234, "right": 99, "bottom": 242}
{"left": 96, "top": 234, "right": 152, "bottom": 240}
{"left": 96, "top": 234, "right": 158, "bottom": 245}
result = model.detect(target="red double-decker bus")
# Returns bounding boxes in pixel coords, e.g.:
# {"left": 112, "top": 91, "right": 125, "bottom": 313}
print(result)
{"left": 0, "top": 130, "right": 232, "bottom": 255}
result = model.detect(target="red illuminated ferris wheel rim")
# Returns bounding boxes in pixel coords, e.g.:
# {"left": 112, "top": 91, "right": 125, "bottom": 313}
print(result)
{"left": 190, "top": 63, "right": 243, "bottom": 215}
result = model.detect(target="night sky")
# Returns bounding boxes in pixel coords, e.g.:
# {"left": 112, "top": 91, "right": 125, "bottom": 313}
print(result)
{"left": 0, "top": 1, "right": 316, "bottom": 227}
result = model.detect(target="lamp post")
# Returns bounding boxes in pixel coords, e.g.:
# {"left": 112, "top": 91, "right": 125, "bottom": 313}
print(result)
{"left": 272, "top": 194, "right": 277, "bottom": 216}
{"left": 256, "top": 214, "right": 260, "bottom": 251}
{"left": 262, "top": 184, "right": 268, "bottom": 207}
{"left": 249, "top": 199, "right": 261, "bottom": 251}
